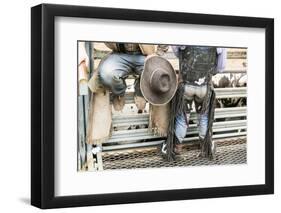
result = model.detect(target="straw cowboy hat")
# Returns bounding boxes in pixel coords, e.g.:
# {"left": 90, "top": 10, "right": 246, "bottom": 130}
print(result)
{"left": 140, "top": 56, "right": 177, "bottom": 105}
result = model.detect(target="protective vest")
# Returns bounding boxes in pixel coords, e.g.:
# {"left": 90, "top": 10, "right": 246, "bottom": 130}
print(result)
{"left": 179, "top": 46, "right": 217, "bottom": 84}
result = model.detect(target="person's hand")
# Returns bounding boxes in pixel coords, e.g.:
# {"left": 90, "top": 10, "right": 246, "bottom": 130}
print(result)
{"left": 145, "top": 53, "right": 158, "bottom": 60}
{"left": 156, "top": 45, "right": 169, "bottom": 56}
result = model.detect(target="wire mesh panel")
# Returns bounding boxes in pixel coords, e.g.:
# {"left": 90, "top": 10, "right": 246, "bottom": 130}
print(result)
{"left": 102, "top": 137, "right": 246, "bottom": 170}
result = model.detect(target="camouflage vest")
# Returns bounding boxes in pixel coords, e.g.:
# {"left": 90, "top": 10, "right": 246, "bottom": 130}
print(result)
{"left": 179, "top": 46, "right": 217, "bottom": 84}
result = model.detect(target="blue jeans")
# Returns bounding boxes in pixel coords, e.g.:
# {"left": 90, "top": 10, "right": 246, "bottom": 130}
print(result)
{"left": 175, "top": 111, "right": 209, "bottom": 143}
{"left": 98, "top": 53, "right": 145, "bottom": 96}
{"left": 174, "top": 84, "right": 209, "bottom": 143}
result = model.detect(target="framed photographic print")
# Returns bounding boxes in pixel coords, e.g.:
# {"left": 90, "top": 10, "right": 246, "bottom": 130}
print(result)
{"left": 31, "top": 3, "right": 274, "bottom": 209}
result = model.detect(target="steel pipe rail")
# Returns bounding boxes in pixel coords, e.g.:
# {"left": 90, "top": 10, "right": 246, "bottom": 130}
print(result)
{"left": 94, "top": 50, "right": 247, "bottom": 60}
{"left": 124, "top": 69, "right": 246, "bottom": 79}
{"left": 102, "top": 135, "right": 247, "bottom": 151}
{"left": 215, "top": 87, "right": 247, "bottom": 98}
{"left": 112, "top": 107, "right": 247, "bottom": 127}
{"left": 122, "top": 87, "right": 247, "bottom": 104}
{"left": 105, "top": 120, "right": 246, "bottom": 144}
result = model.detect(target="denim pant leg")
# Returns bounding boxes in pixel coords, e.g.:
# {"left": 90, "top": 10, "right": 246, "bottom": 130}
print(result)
{"left": 131, "top": 55, "right": 145, "bottom": 97}
{"left": 174, "top": 112, "right": 189, "bottom": 143}
{"left": 98, "top": 53, "right": 145, "bottom": 96}
{"left": 198, "top": 112, "right": 209, "bottom": 139}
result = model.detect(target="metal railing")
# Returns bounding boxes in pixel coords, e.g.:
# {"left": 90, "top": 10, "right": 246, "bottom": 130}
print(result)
{"left": 112, "top": 106, "right": 247, "bottom": 127}
{"left": 104, "top": 108, "right": 247, "bottom": 149}
{"left": 122, "top": 87, "right": 247, "bottom": 104}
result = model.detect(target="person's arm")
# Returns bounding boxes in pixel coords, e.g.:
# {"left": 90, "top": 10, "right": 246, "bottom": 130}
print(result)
{"left": 156, "top": 45, "right": 169, "bottom": 56}
{"left": 215, "top": 48, "right": 227, "bottom": 73}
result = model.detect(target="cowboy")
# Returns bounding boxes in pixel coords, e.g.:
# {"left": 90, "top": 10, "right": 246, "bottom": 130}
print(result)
{"left": 162, "top": 46, "right": 227, "bottom": 161}
{"left": 86, "top": 43, "right": 168, "bottom": 145}
{"left": 97, "top": 43, "right": 169, "bottom": 111}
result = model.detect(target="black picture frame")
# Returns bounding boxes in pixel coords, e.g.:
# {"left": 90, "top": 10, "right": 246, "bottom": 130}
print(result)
{"left": 31, "top": 3, "right": 274, "bottom": 209}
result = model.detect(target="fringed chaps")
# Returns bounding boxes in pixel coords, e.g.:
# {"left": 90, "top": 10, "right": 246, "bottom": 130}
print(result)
{"left": 198, "top": 87, "right": 216, "bottom": 159}
{"left": 86, "top": 90, "right": 112, "bottom": 145}
{"left": 164, "top": 81, "right": 216, "bottom": 161}
{"left": 164, "top": 83, "right": 186, "bottom": 161}
{"left": 134, "top": 96, "right": 147, "bottom": 111}
{"left": 149, "top": 104, "right": 170, "bottom": 137}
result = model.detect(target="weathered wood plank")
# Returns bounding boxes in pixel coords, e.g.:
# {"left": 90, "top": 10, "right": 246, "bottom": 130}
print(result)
{"left": 78, "top": 95, "right": 86, "bottom": 170}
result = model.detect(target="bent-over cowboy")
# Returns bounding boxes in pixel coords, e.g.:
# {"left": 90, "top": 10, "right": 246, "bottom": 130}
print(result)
{"left": 97, "top": 43, "right": 168, "bottom": 111}
{"left": 162, "top": 46, "right": 226, "bottom": 161}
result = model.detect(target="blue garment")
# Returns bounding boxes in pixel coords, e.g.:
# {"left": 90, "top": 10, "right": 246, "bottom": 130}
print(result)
{"left": 98, "top": 53, "right": 145, "bottom": 96}
{"left": 175, "top": 111, "right": 209, "bottom": 142}
{"left": 174, "top": 106, "right": 209, "bottom": 143}
{"left": 175, "top": 83, "right": 209, "bottom": 142}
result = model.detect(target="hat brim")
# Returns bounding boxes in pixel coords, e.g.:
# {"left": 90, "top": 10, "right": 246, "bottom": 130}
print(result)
{"left": 140, "top": 56, "right": 178, "bottom": 106}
